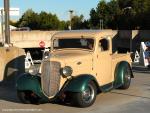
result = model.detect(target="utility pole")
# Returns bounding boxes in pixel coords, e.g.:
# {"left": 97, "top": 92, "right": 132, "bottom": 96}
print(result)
{"left": 100, "top": 19, "right": 103, "bottom": 30}
{"left": 99, "top": 12, "right": 104, "bottom": 30}
{"left": 1, "top": 9, "right": 4, "bottom": 44}
{"left": 69, "top": 10, "right": 74, "bottom": 30}
{"left": 4, "top": 0, "right": 10, "bottom": 44}
{"left": 123, "top": 6, "right": 132, "bottom": 52}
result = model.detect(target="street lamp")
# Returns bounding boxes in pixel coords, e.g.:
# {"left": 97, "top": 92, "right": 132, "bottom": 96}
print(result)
{"left": 69, "top": 10, "right": 74, "bottom": 30}
{"left": 123, "top": 6, "right": 132, "bottom": 11}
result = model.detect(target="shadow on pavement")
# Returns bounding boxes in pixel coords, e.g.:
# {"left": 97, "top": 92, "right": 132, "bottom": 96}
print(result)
{"left": 110, "top": 91, "right": 150, "bottom": 100}
{"left": 0, "top": 74, "right": 21, "bottom": 103}
{"left": 132, "top": 65, "right": 150, "bottom": 74}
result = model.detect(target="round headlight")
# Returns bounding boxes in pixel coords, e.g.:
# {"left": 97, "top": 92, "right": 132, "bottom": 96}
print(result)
{"left": 62, "top": 66, "right": 73, "bottom": 77}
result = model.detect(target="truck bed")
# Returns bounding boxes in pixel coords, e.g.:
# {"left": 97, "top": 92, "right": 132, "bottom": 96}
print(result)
{"left": 111, "top": 53, "right": 132, "bottom": 79}
{"left": 112, "top": 53, "right": 131, "bottom": 60}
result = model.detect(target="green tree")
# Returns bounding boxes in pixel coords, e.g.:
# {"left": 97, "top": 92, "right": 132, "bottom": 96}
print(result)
{"left": 89, "top": 0, "right": 121, "bottom": 29}
{"left": 89, "top": 8, "right": 99, "bottom": 29}
{"left": 131, "top": 0, "right": 150, "bottom": 29}
{"left": 17, "top": 9, "right": 39, "bottom": 30}
{"left": 89, "top": 0, "right": 150, "bottom": 29}
{"left": 96, "top": 0, "right": 110, "bottom": 28}
{"left": 9, "top": 20, "right": 17, "bottom": 27}
{"left": 15, "top": 9, "right": 90, "bottom": 30}
{"left": 38, "top": 11, "right": 60, "bottom": 30}
{"left": 16, "top": 9, "right": 63, "bottom": 30}
{"left": 58, "top": 20, "right": 68, "bottom": 30}
{"left": 71, "top": 15, "right": 84, "bottom": 29}
{"left": 107, "top": 0, "right": 121, "bottom": 29}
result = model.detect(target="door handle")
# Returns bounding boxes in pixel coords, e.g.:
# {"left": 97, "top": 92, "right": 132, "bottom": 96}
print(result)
{"left": 77, "top": 61, "right": 82, "bottom": 65}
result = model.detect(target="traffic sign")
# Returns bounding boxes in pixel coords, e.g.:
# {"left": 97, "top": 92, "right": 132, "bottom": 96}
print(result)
{"left": 0, "top": 8, "right": 19, "bottom": 16}
{"left": 39, "top": 41, "right": 45, "bottom": 48}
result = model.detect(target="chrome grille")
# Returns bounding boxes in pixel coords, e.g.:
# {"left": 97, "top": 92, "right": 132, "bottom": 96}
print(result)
{"left": 41, "top": 61, "right": 61, "bottom": 97}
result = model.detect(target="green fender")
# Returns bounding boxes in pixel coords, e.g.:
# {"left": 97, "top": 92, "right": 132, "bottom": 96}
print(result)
{"left": 64, "top": 74, "right": 99, "bottom": 93}
{"left": 114, "top": 61, "right": 133, "bottom": 88}
{"left": 16, "top": 73, "right": 49, "bottom": 102}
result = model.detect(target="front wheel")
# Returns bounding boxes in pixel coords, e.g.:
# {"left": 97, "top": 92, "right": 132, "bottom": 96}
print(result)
{"left": 119, "top": 66, "right": 131, "bottom": 89}
{"left": 17, "top": 90, "right": 40, "bottom": 104}
{"left": 72, "top": 81, "right": 97, "bottom": 107}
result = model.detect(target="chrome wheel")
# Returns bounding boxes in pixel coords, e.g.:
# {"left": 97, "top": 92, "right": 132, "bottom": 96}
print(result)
{"left": 82, "top": 84, "right": 95, "bottom": 104}
{"left": 72, "top": 81, "right": 97, "bottom": 107}
{"left": 125, "top": 68, "right": 131, "bottom": 83}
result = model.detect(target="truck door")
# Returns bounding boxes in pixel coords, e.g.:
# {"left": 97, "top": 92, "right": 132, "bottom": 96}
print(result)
{"left": 96, "top": 38, "right": 112, "bottom": 86}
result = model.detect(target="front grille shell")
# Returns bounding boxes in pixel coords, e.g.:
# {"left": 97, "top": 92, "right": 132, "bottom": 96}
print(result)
{"left": 41, "top": 61, "right": 61, "bottom": 97}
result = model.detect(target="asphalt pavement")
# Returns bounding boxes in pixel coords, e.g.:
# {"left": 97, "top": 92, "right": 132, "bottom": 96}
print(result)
{"left": 0, "top": 64, "right": 150, "bottom": 113}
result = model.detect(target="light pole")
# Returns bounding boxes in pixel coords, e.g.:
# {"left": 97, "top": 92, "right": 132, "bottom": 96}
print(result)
{"left": 99, "top": 12, "right": 104, "bottom": 30}
{"left": 100, "top": 19, "right": 103, "bottom": 30}
{"left": 69, "top": 10, "right": 74, "bottom": 30}
{"left": 123, "top": 6, "right": 132, "bottom": 52}
{"left": 4, "top": 0, "right": 10, "bottom": 44}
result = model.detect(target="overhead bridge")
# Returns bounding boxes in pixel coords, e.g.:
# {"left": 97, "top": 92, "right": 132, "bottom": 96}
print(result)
{"left": 10, "top": 30, "right": 58, "bottom": 48}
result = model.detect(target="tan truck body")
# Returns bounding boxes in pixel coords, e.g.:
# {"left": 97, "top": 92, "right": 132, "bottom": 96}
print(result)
{"left": 47, "top": 30, "right": 131, "bottom": 90}
{"left": 17, "top": 30, "right": 133, "bottom": 107}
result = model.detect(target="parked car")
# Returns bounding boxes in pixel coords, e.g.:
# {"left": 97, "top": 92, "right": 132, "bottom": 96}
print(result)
{"left": 12, "top": 27, "right": 31, "bottom": 31}
{"left": 16, "top": 30, "right": 133, "bottom": 107}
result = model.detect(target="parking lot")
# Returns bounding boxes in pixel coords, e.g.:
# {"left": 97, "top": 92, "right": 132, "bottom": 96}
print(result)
{"left": 0, "top": 65, "right": 150, "bottom": 113}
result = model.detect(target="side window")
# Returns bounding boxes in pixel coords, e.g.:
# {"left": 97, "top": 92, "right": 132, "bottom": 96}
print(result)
{"left": 99, "top": 38, "right": 109, "bottom": 51}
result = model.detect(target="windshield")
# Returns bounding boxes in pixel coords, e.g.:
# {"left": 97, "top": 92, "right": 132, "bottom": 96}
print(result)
{"left": 53, "top": 38, "right": 94, "bottom": 50}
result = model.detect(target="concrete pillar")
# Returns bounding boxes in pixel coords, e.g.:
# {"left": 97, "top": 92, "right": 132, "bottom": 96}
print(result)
{"left": 0, "top": 47, "right": 25, "bottom": 82}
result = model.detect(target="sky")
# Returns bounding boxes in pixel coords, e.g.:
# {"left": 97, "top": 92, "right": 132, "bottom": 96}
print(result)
{"left": 0, "top": 0, "right": 100, "bottom": 21}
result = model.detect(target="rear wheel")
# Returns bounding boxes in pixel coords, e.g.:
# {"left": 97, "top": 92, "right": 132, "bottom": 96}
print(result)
{"left": 119, "top": 66, "right": 131, "bottom": 89}
{"left": 17, "top": 90, "right": 40, "bottom": 104}
{"left": 72, "top": 81, "right": 97, "bottom": 107}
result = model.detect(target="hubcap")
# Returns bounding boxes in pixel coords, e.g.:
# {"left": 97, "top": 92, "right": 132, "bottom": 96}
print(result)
{"left": 82, "top": 84, "right": 95, "bottom": 104}
{"left": 125, "top": 68, "right": 131, "bottom": 83}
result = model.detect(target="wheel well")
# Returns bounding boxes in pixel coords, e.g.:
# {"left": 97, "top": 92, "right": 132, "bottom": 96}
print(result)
{"left": 114, "top": 61, "right": 133, "bottom": 87}
{"left": 115, "top": 61, "right": 133, "bottom": 78}
{"left": 63, "top": 74, "right": 101, "bottom": 94}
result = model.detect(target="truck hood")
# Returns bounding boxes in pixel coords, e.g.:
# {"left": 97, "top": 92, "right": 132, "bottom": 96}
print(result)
{"left": 50, "top": 50, "right": 93, "bottom": 64}
{"left": 49, "top": 50, "right": 93, "bottom": 76}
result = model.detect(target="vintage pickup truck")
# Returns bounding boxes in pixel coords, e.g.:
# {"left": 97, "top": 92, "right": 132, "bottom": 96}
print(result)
{"left": 16, "top": 30, "right": 133, "bottom": 107}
